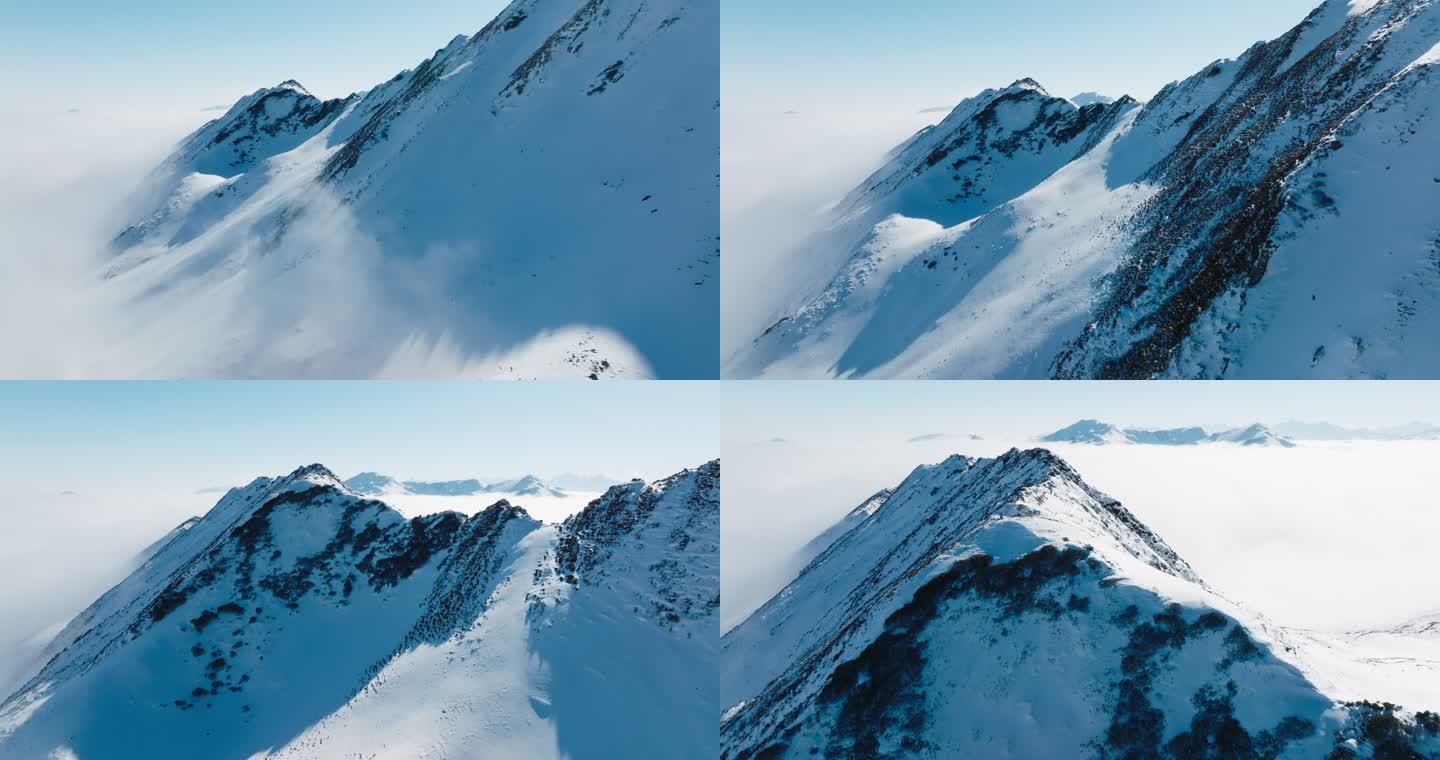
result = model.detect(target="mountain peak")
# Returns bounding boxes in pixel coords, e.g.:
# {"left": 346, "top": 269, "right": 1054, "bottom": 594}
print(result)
{"left": 1039, "top": 419, "right": 1127, "bottom": 444}
{"left": 271, "top": 79, "right": 312, "bottom": 96}
{"left": 1005, "top": 77, "right": 1048, "bottom": 95}
{"left": 1070, "top": 91, "right": 1114, "bottom": 107}
{"left": 283, "top": 463, "right": 345, "bottom": 488}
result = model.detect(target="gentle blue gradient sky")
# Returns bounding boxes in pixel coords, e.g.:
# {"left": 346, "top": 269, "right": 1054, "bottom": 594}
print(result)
{"left": 723, "top": 0, "right": 1325, "bottom": 114}
{"left": 0, "top": 381, "right": 718, "bottom": 491}
{"left": 723, "top": 381, "right": 1440, "bottom": 445}
{"left": 3, "top": 0, "right": 509, "bottom": 112}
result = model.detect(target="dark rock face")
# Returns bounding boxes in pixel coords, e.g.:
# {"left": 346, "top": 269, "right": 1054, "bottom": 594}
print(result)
{"left": 399, "top": 501, "right": 532, "bottom": 647}
{"left": 555, "top": 459, "right": 719, "bottom": 627}
{"left": 808, "top": 546, "right": 1101, "bottom": 760}
{"left": 0, "top": 459, "right": 721, "bottom": 758}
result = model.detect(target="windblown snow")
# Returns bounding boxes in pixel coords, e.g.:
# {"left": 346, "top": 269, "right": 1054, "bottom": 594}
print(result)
{"left": 67, "top": 0, "right": 719, "bottom": 379}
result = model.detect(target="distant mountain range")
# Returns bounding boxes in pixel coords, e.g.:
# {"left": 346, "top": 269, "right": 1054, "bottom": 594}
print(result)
{"left": 1040, "top": 420, "right": 1296, "bottom": 447}
{"left": 1036, "top": 419, "right": 1440, "bottom": 446}
{"left": 340, "top": 472, "right": 617, "bottom": 499}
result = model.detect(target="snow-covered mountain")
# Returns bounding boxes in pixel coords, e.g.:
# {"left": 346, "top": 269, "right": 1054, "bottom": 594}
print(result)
{"left": 342, "top": 472, "right": 572, "bottom": 498}
{"left": 1207, "top": 423, "right": 1298, "bottom": 448}
{"left": 721, "top": 450, "right": 1439, "bottom": 758}
{"left": 101, "top": 0, "right": 717, "bottom": 379}
{"left": 1273, "top": 420, "right": 1440, "bottom": 440}
{"left": 1041, "top": 420, "right": 1296, "bottom": 447}
{"left": 730, "top": 0, "right": 1440, "bottom": 379}
{"left": 339, "top": 471, "right": 409, "bottom": 496}
{"left": 1070, "top": 91, "right": 1116, "bottom": 107}
{"left": 0, "top": 460, "right": 720, "bottom": 758}
{"left": 487, "top": 474, "right": 567, "bottom": 498}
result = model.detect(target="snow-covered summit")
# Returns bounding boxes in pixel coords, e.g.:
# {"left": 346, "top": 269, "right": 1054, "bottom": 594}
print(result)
{"left": 342, "top": 471, "right": 569, "bottom": 499}
{"left": 0, "top": 458, "right": 721, "bottom": 758}
{"left": 732, "top": 0, "right": 1440, "bottom": 379}
{"left": 722, "top": 449, "right": 1439, "bottom": 758}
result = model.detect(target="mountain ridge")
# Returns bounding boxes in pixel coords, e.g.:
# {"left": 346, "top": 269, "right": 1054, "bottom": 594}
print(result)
{"left": 1039, "top": 419, "right": 1297, "bottom": 447}
{"left": 731, "top": 0, "right": 1440, "bottom": 379}
{"left": 721, "top": 449, "right": 1440, "bottom": 758}
{"left": 101, "top": 0, "right": 718, "bottom": 379}
{"left": 0, "top": 459, "right": 720, "bottom": 758}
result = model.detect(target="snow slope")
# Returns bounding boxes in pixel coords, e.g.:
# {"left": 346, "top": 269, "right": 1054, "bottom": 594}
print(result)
{"left": 1040, "top": 420, "right": 1297, "bottom": 447}
{"left": 0, "top": 460, "right": 719, "bottom": 759}
{"left": 721, "top": 449, "right": 1440, "bottom": 758}
{"left": 730, "top": 0, "right": 1440, "bottom": 379}
{"left": 97, "top": 0, "right": 717, "bottom": 379}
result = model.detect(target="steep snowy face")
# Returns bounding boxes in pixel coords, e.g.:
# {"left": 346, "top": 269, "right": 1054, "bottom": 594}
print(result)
{"left": 733, "top": 0, "right": 1440, "bottom": 380}
{"left": 0, "top": 465, "right": 539, "bottom": 759}
{"left": 1054, "top": 0, "right": 1440, "bottom": 379}
{"left": 721, "top": 450, "right": 1198, "bottom": 707}
{"left": 0, "top": 460, "right": 720, "bottom": 759}
{"left": 263, "top": 459, "right": 720, "bottom": 759}
{"left": 103, "top": 0, "right": 718, "bottom": 379}
{"left": 721, "top": 450, "right": 1440, "bottom": 759}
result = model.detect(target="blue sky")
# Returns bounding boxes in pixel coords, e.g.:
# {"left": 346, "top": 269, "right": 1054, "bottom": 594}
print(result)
{"left": 723, "top": 0, "right": 1324, "bottom": 113}
{"left": 0, "top": 382, "right": 718, "bottom": 490}
{"left": 723, "top": 381, "right": 1440, "bottom": 444}
{"left": 3, "top": 0, "right": 508, "bottom": 112}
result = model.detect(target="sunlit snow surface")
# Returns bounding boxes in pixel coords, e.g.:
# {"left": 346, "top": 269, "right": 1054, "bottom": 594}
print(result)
{"left": 721, "top": 445, "right": 1440, "bottom": 758}
{"left": 729, "top": 0, "right": 1440, "bottom": 379}
{"left": 0, "top": 461, "right": 720, "bottom": 759}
